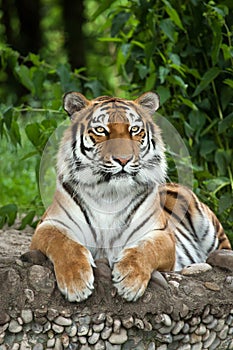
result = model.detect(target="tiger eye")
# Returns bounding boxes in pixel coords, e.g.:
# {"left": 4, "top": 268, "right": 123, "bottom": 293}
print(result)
{"left": 131, "top": 126, "right": 140, "bottom": 133}
{"left": 95, "top": 126, "right": 105, "bottom": 133}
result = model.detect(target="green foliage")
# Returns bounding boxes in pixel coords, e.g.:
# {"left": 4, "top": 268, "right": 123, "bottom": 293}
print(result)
{"left": 0, "top": 0, "right": 232, "bottom": 245}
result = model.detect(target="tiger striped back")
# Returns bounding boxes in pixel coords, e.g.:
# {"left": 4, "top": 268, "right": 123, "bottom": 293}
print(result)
{"left": 31, "top": 92, "right": 231, "bottom": 302}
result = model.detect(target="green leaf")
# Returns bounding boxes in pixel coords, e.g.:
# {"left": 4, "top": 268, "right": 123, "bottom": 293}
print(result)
{"left": 156, "top": 86, "right": 171, "bottom": 105}
{"left": 215, "top": 149, "right": 228, "bottom": 175}
{"left": 111, "top": 12, "right": 131, "bottom": 37}
{"left": 14, "top": 65, "right": 35, "bottom": 93}
{"left": 91, "top": 0, "right": 113, "bottom": 20}
{"left": 19, "top": 211, "right": 36, "bottom": 230}
{"left": 160, "top": 18, "right": 177, "bottom": 42}
{"left": 219, "top": 193, "right": 233, "bottom": 214}
{"left": 192, "top": 67, "right": 221, "bottom": 97}
{"left": 218, "top": 112, "right": 233, "bottom": 133}
{"left": 0, "top": 204, "right": 18, "bottom": 228}
{"left": 25, "top": 123, "right": 41, "bottom": 147}
{"left": 223, "top": 79, "right": 233, "bottom": 88}
{"left": 200, "top": 139, "right": 217, "bottom": 157}
{"left": 162, "top": 0, "right": 185, "bottom": 31}
{"left": 203, "top": 177, "right": 230, "bottom": 193}
{"left": 211, "top": 20, "right": 222, "bottom": 65}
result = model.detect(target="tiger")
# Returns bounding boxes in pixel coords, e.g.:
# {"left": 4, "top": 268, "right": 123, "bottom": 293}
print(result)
{"left": 30, "top": 91, "right": 231, "bottom": 302}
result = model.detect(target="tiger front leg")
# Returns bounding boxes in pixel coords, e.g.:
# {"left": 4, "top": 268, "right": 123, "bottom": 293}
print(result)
{"left": 30, "top": 225, "right": 95, "bottom": 302}
{"left": 112, "top": 230, "right": 175, "bottom": 301}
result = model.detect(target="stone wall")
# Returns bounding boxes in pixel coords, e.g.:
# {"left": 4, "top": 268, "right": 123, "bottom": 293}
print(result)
{"left": 0, "top": 250, "right": 233, "bottom": 350}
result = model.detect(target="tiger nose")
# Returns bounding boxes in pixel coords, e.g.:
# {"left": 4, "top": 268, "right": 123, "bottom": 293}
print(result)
{"left": 112, "top": 155, "right": 133, "bottom": 166}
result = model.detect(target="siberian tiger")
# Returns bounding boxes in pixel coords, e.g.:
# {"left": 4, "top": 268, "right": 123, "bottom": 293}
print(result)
{"left": 31, "top": 92, "right": 231, "bottom": 302}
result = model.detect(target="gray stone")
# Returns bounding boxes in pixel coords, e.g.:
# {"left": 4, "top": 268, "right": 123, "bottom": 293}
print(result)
{"left": 21, "top": 310, "right": 33, "bottom": 324}
{"left": 93, "top": 323, "right": 104, "bottom": 333}
{"left": 79, "top": 337, "right": 87, "bottom": 345}
{"left": 47, "top": 308, "right": 59, "bottom": 321}
{"left": 108, "top": 328, "right": 128, "bottom": 345}
{"left": 32, "top": 345, "right": 43, "bottom": 350}
{"left": 227, "top": 315, "right": 233, "bottom": 326}
{"left": 66, "top": 324, "right": 77, "bottom": 337}
{"left": 101, "top": 326, "right": 112, "bottom": 340}
{"left": 215, "top": 318, "right": 225, "bottom": 332}
{"left": 93, "top": 313, "right": 106, "bottom": 324}
{"left": 61, "top": 334, "right": 70, "bottom": 347}
{"left": 122, "top": 316, "right": 134, "bottom": 329}
{"left": 151, "top": 270, "right": 169, "bottom": 289}
{"left": 78, "top": 324, "right": 89, "bottom": 336}
{"left": 11, "top": 344, "right": 20, "bottom": 350}
{"left": 28, "top": 265, "right": 55, "bottom": 293}
{"left": 54, "top": 338, "right": 63, "bottom": 350}
{"left": 204, "top": 281, "right": 220, "bottom": 291}
{"left": 32, "top": 323, "right": 43, "bottom": 334}
{"left": 189, "top": 317, "right": 201, "bottom": 326}
{"left": 0, "top": 345, "right": 7, "bottom": 350}
{"left": 156, "top": 344, "right": 167, "bottom": 350}
{"left": 147, "top": 342, "right": 156, "bottom": 350}
{"left": 106, "top": 315, "right": 113, "bottom": 327}
{"left": 209, "top": 338, "right": 220, "bottom": 350}
{"left": 134, "top": 318, "right": 144, "bottom": 329}
{"left": 88, "top": 332, "right": 100, "bottom": 345}
{"left": 190, "top": 343, "right": 202, "bottom": 350}
{"left": 219, "top": 325, "right": 229, "bottom": 340}
{"left": 207, "top": 249, "right": 233, "bottom": 271}
{"left": 181, "top": 263, "right": 212, "bottom": 275}
{"left": 78, "top": 316, "right": 91, "bottom": 325}
{"left": 203, "top": 331, "right": 216, "bottom": 348}
{"left": 54, "top": 316, "right": 72, "bottom": 326}
{"left": 202, "top": 315, "right": 214, "bottom": 324}
{"left": 94, "top": 340, "right": 105, "bottom": 350}
{"left": 172, "top": 320, "right": 184, "bottom": 334}
{"left": 19, "top": 339, "right": 31, "bottom": 350}
{"left": 80, "top": 345, "right": 92, "bottom": 350}
{"left": 52, "top": 324, "right": 64, "bottom": 334}
{"left": 105, "top": 342, "right": 121, "bottom": 350}
{"left": 194, "top": 324, "right": 206, "bottom": 335}
{"left": 113, "top": 319, "right": 121, "bottom": 334}
{"left": 206, "top": 318, "right": 218, "bottom": 330}
{"left": 47, "top": 339, "right": 55, "bottom": 348}
{"left": 8, "top": 320, "right": 22, "bottom": 333}
{"left": 190, "top": 333, "right": 202, "bottom": 344}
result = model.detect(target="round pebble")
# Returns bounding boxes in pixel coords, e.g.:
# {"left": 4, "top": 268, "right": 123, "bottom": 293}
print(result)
{"left": 181, "top": 263, "right": 212, "bottom": 275}
{"left": 54, "top": 316, "right": 72, "bottom": 326}
{"left": 109, "top": 328, "right": 128, "bottom": 345}
{"left": 8, "top": 320, "right": 22, "bottom": 333}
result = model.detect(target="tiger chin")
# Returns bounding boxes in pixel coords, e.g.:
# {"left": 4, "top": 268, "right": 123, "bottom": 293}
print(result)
{"left": 31, "top": 91, "right": 231, "bottom": 302}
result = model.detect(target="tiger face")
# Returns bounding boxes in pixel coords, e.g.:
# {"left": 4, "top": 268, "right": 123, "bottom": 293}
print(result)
{"left": 60, "top": 92, "right": 167, "bottom": 190}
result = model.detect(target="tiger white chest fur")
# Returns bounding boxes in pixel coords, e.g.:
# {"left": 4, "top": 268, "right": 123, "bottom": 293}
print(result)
{"left": 53, "top": 175, "right": 163, "bottom": 266}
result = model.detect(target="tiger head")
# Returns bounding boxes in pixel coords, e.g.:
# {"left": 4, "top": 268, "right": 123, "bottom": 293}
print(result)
{"left": 59, "top": 92, "right": 167, "bottom": 191}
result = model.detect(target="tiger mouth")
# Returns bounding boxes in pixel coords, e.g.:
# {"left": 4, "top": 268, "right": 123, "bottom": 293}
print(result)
{"left": 99, "top": 169, "right": 137, "bottom": 182}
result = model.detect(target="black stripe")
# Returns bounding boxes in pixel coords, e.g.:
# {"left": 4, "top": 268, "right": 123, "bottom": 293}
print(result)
{"left": 125, "top": 190, "right": 152, "bottom": 225}
{"left": 175, "top": 229, "right": 196, "bottom": 264}
{"left": 55, "top": 197, "right": 82, "bottom": 232}
{"left": 43, "top": 218, "right": 73, "bottom": 232}
{"left": 164, "top": 205, "right": 198, "bottom": 243}
{"left": 62, "top": 181, "right": 97, "bottom": 242}
{"left": 125, "top": 210, "right": 156, "bottom": 245}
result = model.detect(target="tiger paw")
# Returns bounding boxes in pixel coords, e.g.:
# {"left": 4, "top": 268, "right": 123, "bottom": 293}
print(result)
{"left": 112, "top": 249, "right": 151, "bottom": 301}
{"left": 53, "top": 249, "right": 95, "bottom": 302}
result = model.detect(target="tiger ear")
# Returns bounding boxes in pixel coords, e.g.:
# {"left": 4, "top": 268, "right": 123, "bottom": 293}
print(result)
{"left": 63, "top": 92, "right": 90, "bottom": 117}
{"left": 135, "top": 92, "right": 160, "bottom": 115}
